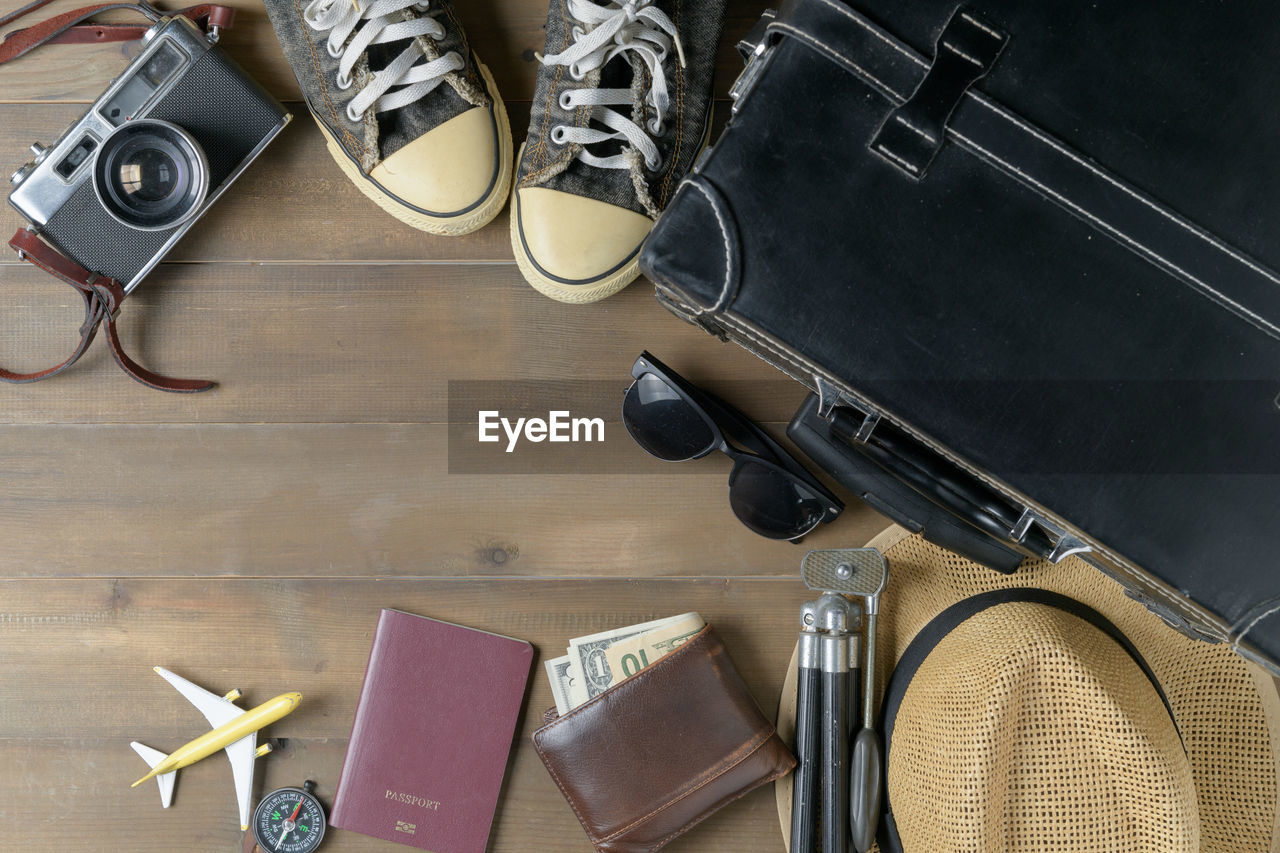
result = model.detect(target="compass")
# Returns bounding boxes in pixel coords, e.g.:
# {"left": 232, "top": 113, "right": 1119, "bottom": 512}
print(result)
{"left": 250, "top": 780, "right": 326, "bottom": 853}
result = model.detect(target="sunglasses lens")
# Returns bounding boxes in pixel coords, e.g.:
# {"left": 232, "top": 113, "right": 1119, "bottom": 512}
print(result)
{"left": 729, "top": 461, "right": 826, "bottom": 540}
{"left": 623, "top": 373, "right": 716, "bottom": 462}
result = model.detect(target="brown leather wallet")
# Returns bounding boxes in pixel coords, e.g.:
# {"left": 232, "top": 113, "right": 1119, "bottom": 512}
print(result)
{"left": 533, "top": 626, "right": 795, "bottom": 853}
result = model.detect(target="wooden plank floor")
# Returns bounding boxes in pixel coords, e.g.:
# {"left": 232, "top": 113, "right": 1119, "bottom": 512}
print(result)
{"left": 0, "top": 0, "right": 886, "bottom": 850}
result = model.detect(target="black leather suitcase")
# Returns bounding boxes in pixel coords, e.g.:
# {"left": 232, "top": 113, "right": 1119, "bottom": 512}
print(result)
{"left": 640, "top": 0, "right": 1280, "bottom": 673}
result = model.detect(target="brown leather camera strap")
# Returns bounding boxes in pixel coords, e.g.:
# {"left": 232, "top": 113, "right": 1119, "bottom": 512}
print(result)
{"left": 5, "top": 228, "right": 215, "bottom": 392}
{"left": 0, "top": 1, "right": 234, "bottom": 66}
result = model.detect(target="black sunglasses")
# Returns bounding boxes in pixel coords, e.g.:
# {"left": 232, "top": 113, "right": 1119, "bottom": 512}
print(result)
{"left": 623, "top": 352, "right": 844, "bottom": 540}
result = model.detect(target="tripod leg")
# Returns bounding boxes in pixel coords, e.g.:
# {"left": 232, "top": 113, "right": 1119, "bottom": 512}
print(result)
{"left": 821, "top": 632, "right": 849, "bottom": 853}
{"left": 791, "top": 628, "right": 821, "bottom": 853}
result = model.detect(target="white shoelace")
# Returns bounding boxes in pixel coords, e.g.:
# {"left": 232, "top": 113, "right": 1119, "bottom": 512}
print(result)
{"left": 304, "top": 0, "right": 465, "bottom": 123}
{"left": 539, "top": 0, "right": 685, "bottom": 171}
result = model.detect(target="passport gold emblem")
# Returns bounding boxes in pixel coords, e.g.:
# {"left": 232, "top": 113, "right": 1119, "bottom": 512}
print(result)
{"left": 395, "top": 821, "right": 417, "bottom": 835}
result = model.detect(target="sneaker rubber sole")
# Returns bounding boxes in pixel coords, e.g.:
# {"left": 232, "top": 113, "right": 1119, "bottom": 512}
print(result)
{"left": 315, "top": 61, "right": 513, "bottom": 237}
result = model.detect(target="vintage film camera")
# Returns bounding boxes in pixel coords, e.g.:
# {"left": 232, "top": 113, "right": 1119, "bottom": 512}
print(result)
{"left": 8, "top": 15, "right": 290, "bottom": 293}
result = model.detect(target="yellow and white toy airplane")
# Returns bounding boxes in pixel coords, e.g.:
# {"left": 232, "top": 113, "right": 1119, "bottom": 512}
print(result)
{"left": 130, "top": 666, "right": 302, "bottom": 830}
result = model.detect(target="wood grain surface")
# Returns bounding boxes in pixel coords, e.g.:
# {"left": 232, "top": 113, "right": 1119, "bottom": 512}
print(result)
{"left": 0, "top": 0, "right": 870, "bottom": 850}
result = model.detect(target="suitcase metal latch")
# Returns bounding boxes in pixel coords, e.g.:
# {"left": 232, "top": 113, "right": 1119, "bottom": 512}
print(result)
{"left": 1010, "top": 507, "right": 1092, "bottom": 563}
{"left": 729, "top": 9, "right": 778, "bottom": 114}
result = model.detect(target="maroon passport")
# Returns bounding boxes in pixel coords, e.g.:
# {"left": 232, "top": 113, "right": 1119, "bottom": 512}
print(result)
{"left": 331, "top": 609, "right": 533, "bottom": 851}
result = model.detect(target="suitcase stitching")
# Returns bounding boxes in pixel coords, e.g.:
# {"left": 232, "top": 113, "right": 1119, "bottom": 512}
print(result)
{"left": 958, "top": 10, "right": 1003, "bottom": 41}
{"left": 806, "top": 0, "right": 926, "bottom": 68}
{"left": 968, "top": 92, "right": 1280, "bottom": 298}
{"left": 769, "top": 23, "right": 893, "bottom": 100}
{"left": 683, "top": 180, "right": 735, "bottom": 310}
{"left": 1232, "top": 598, "right": 1280, "bottom": 653}
{"left": 954, "top": 131, "right": 1279, "bottom": 339}
{"left": 893, "top": 114, "right": 937, "bottom": 144}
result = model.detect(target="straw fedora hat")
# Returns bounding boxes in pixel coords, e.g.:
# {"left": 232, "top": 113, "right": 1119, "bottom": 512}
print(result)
{"left": 776, "top": 525, "right": 1280, "bottom": 852}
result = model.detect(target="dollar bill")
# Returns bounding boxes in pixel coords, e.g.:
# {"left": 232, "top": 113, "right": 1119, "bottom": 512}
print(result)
{"left": 567, "top": 612, "right": 704, "bottom": 707}
{"left": 602, "top": 619, "right": 705, "bottom": 682}
{"left": 544, "top": 655, "right": 575, "bottom": 715}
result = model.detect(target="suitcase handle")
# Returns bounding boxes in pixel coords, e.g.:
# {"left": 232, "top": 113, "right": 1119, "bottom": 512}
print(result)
{"left": 788, "top": 394, "right": 1024, "bottom": 573}
{"left": 802, "top": 394, "right": 1071, "bottom": 564}
{"left": 824, "top": 406, "right": 1054, "bottom": 554}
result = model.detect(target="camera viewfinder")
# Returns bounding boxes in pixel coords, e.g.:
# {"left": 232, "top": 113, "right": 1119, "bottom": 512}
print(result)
{"left": 100, "top": 40, "right": 187, "bottom": 126}
{"left": 141, "top": 42, "right": 185, "bottom": 86}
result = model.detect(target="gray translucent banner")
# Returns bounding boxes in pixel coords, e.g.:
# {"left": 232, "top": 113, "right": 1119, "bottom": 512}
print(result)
{"left": 446, "top": 379, "right": 1280, "bottom": 475}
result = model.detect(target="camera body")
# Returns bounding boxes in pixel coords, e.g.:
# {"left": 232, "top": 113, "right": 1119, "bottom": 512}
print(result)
{"left": 8, "top": 16, "right": 290, "bottom": 293}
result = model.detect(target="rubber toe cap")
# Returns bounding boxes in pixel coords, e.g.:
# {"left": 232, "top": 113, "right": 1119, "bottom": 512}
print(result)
{"left": 370, "top": 106, "right": 498, "bottom": 214}
{"left": 515, "top": 186, "right": 653, "bottom": 282}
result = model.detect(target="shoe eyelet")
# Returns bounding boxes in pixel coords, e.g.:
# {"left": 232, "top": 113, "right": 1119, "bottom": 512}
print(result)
{"left": 568, "top": 64, "right": 585, "bottom": 81}
{"left": 327, "top": 39, "right": 343, "bottom": 58}
{"left": 551, "top": 125, "right": 569, "bottom": 145}
{"left": 336, "top": 72, "right": 353, "bottom": 90}
{"left": 558, "top": 91, "right": 574, "bottom": 110}
{"left": 346, "top": 103, "right": 364, "bottom": 123}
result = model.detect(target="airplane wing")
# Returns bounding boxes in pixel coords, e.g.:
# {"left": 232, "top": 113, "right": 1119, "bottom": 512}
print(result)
{"left": 154, "top": 666, "right": 245, "bottom": 729}
{"left": 224, "top": 732, "right": 258, "bottom": 831}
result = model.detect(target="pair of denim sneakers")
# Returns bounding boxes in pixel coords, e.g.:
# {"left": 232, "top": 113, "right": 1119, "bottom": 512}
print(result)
{"left": 264, "top": 0, "right": 724, "bottom": 304}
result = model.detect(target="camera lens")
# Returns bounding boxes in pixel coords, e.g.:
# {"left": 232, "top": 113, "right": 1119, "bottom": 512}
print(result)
{"left": 117, "top": 148, "right": 179, "bottom": 202}
{"left": 93, "top": 119, "right": 209, "bottom": 230}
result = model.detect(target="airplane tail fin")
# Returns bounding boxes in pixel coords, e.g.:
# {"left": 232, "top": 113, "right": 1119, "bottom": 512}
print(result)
{"left": 130, "top": 742, "right": 177, "bottom": 808}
